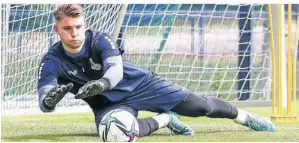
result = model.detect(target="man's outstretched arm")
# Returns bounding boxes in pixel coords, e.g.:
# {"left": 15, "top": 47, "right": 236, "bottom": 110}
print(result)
{"left": 75, "top": 55, "right": 123, "bottom": 99}
{"left": 38, "top": 62, "right": 73, "bottom": 112}
{"left": 39, "top": 83, "right": 73, "bottom": 112}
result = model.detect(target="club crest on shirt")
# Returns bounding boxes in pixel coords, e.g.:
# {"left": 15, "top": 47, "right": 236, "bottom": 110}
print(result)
{"left": 89, "top": 58, "right": 101, "bottom": 71}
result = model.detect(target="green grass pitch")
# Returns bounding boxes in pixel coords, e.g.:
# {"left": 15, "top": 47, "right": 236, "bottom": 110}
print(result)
{"left": 2, "top": 107, "right": 299, "bottom": 142}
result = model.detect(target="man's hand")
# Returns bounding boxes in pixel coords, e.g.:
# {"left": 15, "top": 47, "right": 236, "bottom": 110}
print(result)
{"left": 75, "top": 79, "right": 109, "bottom": 99}
{"left": 44, "top": 83, "right": 73, "bottom": 108}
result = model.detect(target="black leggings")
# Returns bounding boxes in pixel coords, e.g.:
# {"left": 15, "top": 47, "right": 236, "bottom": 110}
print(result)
{"left": 171, "top": 93, "right": 238, "bottom": 119}
{"left": 138, "top": 93, "right": 239, "bottom": 137}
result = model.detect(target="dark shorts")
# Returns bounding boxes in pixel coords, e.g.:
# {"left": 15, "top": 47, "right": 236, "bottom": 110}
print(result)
{"left": 118, "top": 74, "right": 191, "bottom": 112}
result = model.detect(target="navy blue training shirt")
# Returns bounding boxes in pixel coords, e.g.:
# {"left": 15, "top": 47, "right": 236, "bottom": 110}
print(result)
{"left": 38, "top": 30, "right": 150, "bottom": 109}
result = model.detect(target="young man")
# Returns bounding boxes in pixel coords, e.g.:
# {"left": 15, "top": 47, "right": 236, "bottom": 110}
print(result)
{"left": 38, "top": 4, "right": 275, "bottom": 138}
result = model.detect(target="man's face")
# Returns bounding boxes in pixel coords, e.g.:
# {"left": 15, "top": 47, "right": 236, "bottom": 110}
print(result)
{"left": 54, "top": 16, "right": 86, "bottom": 49}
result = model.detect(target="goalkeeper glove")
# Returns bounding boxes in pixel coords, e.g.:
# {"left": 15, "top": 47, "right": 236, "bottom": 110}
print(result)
{"left": 75, "top": 78, "right": 110, "bottom": 99}
{"left": 44, "top": 83, "right": 73, "bottom": 109}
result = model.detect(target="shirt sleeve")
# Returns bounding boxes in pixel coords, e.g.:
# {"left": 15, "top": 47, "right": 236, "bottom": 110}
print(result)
{"left": 37, "top": 61, "right": 59, "bottom": 112}
{"left": 37, "top": 61, "right": 58, "bottom": 89}
{"left": 102, "top": 56, "right": 123, "bottom": 89}
{"left": 93, "top": 33, "right": 121, "bottom": 61}
{"left": 92, "top": 33, "right": 123, "bottom": 89}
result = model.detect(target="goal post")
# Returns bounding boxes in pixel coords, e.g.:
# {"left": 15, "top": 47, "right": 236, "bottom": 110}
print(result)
{"left": 112, "top": 4, "right": 128, "bottom": 42}
{"left": 269, "top": 4, "right": 298, "bottom": 122}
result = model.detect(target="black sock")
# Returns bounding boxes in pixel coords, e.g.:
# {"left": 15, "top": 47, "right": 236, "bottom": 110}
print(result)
{"left": 137, "top": 117, "right": 159, "bottom": 137}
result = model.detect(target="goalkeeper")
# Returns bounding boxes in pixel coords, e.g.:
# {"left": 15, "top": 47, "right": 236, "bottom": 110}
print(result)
{"left": 37, "top": 4, "right": 276, "bottom": 138}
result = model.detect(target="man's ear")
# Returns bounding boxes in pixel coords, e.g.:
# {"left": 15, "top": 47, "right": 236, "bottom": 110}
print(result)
{"left": 54, "top": 23, "right": 58, "bottom": 33}
{"left": 84, "top": 23, "right": 88, "bottom": 28}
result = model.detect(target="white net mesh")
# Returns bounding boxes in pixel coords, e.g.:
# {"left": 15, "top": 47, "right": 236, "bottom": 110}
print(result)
{"left": 1, "top": 4, "right": 274, "bottom": 112}
{"left": 120, "top": 4, "right": 271, "bottom": 101}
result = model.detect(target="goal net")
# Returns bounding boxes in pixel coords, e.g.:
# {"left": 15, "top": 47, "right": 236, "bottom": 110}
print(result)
{"left": 1, "top": 4, "right": 273, "bottom": 114}
{"left": 120, "top": 4, "right": 271, "bottom": 102}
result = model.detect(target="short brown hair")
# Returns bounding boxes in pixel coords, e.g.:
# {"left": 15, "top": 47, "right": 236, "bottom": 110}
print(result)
{"left": 53, "top": 4, "right": 85, "bottom": 22}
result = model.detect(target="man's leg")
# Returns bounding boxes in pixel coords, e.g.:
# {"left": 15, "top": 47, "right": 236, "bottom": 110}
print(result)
{"left": 136, "top": 113, "right": 192, "bottom": 137}
{"left": 93, "top": 105, "right": 190, "bottom": 138}
{"left": 171, "top": 93, "right": 276, "bottom": 131}
{"left": 171, "top": 93, "right": 238, "bottom": 118}
{"left": 138, "top": 113, "right": 175, "bottom": 137}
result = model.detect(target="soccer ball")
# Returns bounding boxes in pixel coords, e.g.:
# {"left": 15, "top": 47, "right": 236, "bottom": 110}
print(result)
{"left": 98, "top": 109, "right": 139, "bottom": 142}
